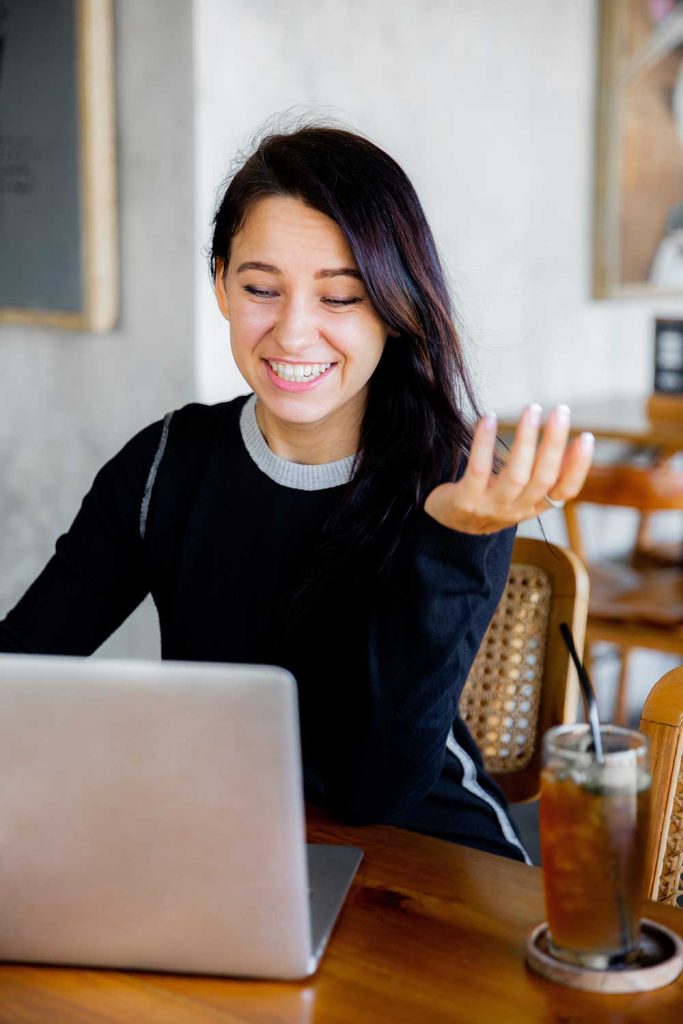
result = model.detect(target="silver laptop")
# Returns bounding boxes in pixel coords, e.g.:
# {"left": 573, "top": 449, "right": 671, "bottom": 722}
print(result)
{"left": 0, "top": 654, "right": 362, "bottom": 979}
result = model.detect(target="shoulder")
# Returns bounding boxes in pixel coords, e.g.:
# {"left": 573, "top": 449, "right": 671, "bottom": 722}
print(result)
{"left": 121, "top": 394, "right": 250, "bottom": 458}
{"left": 111, "top": 395, "right": 252, "bottom": 540}
{"left": 97, "top": 394, "right": 251, "bottom": 486}
{"left": 162, "top": 394, "right": 251, "bottom": 469}
{"left": 165, "top": 393, "right": 251, "bottom": 438}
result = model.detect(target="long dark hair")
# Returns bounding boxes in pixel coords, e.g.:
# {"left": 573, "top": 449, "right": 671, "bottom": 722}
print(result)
{"left": 209, "top": 117, "right": 482, "bottom": 596}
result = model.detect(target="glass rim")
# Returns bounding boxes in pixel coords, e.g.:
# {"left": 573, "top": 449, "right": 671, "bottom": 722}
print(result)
{"left": 543, "top": 722, "right": 649, "bottom": 761}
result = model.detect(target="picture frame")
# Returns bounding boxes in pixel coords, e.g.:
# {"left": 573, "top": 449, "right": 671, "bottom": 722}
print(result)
{"left": 594, "top": 0, "right": 683, "bottom": 298}
{"left": 0, "top": 0, "right": 117, "bottom": 332}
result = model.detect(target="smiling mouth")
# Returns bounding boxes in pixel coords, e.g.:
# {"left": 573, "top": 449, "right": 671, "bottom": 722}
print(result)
{"left": 265, "top": 359, "right": 335, "bottom": 383}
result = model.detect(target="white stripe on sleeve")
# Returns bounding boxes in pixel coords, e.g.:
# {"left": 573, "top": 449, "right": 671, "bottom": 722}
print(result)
{"left": 446, "top": 728, "right": 532, "bottom": 865}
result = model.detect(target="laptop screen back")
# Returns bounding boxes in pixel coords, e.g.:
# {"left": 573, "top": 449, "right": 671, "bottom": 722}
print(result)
{"left": 0, "top": 655, "right": 313, "bottom": 977}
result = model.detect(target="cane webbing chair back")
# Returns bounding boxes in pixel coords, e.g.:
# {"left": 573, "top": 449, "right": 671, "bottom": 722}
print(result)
{"left": 640, "top": 669, "right": 683, "bottom": 908}
{"left": 460, "top": 537, "right": 589, "bottom": 804}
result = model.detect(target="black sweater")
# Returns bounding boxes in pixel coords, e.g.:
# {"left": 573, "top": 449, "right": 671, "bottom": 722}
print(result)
{"left": 0, "top": 394, "right": 528, "bottom": 861}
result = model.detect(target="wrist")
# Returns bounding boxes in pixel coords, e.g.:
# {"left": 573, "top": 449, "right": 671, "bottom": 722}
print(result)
{"left": 424, "top": 488, "right": 466, "bottom": 532}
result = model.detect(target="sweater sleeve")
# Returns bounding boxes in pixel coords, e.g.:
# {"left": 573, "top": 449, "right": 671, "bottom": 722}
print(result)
{"left": 320, "top": 509, "right": 516, "bottom": 824}
{"left": 0, "top": 419, "right": 165, "bottom": 656}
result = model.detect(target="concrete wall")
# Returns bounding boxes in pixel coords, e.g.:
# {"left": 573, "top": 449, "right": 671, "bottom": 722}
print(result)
{"left": 0, "top": 0, "right": 195, "bottom": 657}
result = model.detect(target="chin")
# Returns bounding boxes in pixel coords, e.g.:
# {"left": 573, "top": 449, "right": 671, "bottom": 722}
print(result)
{"left": 262, "top": 394, "right": 335, "bottom": 424}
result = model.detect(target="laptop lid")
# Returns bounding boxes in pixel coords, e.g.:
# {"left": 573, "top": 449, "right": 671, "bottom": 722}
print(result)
{"left": 0, "top": 654, "right": 328, "bottom": 978}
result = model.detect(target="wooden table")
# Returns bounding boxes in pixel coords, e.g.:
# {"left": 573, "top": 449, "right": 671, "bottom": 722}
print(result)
{"left": 499, "top": 394, "right": 683, "bottom": 452}
{"left": 0, "top": 808, "right": 681, "bottom": 1023}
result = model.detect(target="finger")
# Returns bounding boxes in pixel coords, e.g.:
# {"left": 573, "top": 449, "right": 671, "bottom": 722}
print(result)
{"left": 461, "top": 413, "right": 498, "bottom": 497}
{"left": 520, "top": 404, "right": 571, "bottom": 505}
{"left": 496, "top": 403, "right": 543, "bottom": 499}
{"left": 545, "top": 432, "right": 595, "bottom": 502}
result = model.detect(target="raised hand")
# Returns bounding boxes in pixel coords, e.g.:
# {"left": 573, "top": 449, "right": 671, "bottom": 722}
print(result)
{"left": 423, "top": 404, "right": 595, "bottom": 536}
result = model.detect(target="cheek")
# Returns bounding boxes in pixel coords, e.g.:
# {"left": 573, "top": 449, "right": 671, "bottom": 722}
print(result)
{"left": 337, "top": 325, "right": 387, "bottom": 378}
{"left": 230, "top": 305, "right": 273, "bottom": 348}
{"left": 336, "top": 318, "right": 386, "bottom": 364}
{"left": 359, "top": 324, "right": 388, "bottom": 372}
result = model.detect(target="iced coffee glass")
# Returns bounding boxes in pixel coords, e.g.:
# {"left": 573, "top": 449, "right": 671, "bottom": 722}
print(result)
{"left": 539, "top": 724, "right": 651, "bottom": 970}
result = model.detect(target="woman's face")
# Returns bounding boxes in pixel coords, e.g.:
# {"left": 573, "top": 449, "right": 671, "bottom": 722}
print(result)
{"left": 215, "top": 195, "right": 393, "bottom": 439}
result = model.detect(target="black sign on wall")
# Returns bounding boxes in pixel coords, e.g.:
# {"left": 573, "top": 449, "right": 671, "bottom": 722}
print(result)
{"left": 654, "top": 318, "right": 683, "bottom": 393}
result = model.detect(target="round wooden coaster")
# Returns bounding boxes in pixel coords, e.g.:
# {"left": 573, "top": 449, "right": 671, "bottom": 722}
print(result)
{"left": 525, "top": 919, "right": 683, "bottom": 993}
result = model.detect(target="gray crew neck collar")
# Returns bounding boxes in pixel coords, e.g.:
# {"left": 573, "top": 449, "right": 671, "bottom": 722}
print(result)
{"left": 239, "top": 393, "right": 356, "bottom": 491}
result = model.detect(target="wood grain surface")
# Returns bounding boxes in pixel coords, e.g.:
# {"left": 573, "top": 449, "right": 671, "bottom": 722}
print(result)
{"left": 0, "top": 805, "right": 681, "bottom": 1023}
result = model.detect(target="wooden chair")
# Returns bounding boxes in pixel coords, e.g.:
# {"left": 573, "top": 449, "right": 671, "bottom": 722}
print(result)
{"left": 563, "top": 464, "right": 683, "bottom": 725}
{"left": 639, "top": 667, "right": 683, "bottom": 907}
{"left": 459, "top": 536, "right": 589, "bottom": 804}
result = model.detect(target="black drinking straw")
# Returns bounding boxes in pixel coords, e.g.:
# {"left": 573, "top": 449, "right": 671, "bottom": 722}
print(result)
{"left": 559, "top": 622, "right": 605, "bottom": 765}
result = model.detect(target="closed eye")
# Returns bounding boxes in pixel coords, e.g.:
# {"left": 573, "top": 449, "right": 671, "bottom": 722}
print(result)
{"left": 242, "top": 285, "right": 362, "bottom": 306}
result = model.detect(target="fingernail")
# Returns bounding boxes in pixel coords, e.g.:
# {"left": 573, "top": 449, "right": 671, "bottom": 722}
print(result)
{"left": 580, "top": 431, "right": 595, "bottom": 448}
{"left": 555, "top": 403, "right": 571, "bottom": 421}
{"left": 482, "top": 412, "right": 497, "bottom": 430}
{"left": 526, "top": 403, "right": 542, "bottom": 426}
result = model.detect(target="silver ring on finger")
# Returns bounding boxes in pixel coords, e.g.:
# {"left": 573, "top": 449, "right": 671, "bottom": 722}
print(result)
{"left": 543, "top": 494, "right": 565, "bottom": 509}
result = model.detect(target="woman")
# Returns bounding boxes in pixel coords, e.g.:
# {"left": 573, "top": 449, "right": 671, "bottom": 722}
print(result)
{"left": 0, "top": 123, "right": 593, "bottom": 862}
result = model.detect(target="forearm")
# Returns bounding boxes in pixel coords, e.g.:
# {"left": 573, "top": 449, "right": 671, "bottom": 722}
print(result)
{"left": 0, "top": 545, "right": 148, "bottom": 656}
{"left": 0, "top": 420, "right": 163, "bottom": 656}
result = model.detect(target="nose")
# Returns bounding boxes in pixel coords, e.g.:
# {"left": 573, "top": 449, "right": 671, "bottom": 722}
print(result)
{"left": 271, "top": 295, "right": 320, "bottom": 356}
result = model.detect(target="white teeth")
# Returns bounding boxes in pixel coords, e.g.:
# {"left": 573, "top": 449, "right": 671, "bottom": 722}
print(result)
{"left": 268, "top": 361, "right": 331, "bottom": 382}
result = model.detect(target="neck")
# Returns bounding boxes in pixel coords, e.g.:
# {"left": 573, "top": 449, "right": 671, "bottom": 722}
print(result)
{"left": 254, "top": 397, "right": 363, "bottom": 464}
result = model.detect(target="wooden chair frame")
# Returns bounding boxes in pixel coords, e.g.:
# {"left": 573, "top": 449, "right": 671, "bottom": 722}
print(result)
{"left": 461, "top": 537, "right": 589, "bottom": 804}
{"left": 640, "top": 668, "right": 683, "bottom": 906}
{"left": 563, "top": 463, "right": 683, "bottom": 724}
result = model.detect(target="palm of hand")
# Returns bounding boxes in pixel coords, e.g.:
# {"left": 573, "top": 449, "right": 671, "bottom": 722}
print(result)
{"left": 423, "top": 405, "right": 594, "bottom": 536}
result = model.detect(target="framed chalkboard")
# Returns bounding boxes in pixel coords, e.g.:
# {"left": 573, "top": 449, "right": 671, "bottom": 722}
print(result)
{"left": 0, "top": 0, "right": 117, "bottom": 331}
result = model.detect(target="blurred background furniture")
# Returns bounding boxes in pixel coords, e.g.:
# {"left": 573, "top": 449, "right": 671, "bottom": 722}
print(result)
{"left": 460, "top": 536, "right": 589, "bottom": 804}
{"left": 498, "top": 395, "right": 683, "bottom": 452}
{"left": 563, "top": 463, "right": 683, "bottom": 725}
{"left": 640, "top": 667, "right": 683, "bottom": 908}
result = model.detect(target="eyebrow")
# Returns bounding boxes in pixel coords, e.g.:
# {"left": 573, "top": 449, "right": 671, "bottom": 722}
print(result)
{"left": 236, "top": 260, "right": 363, "bottom": 281}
